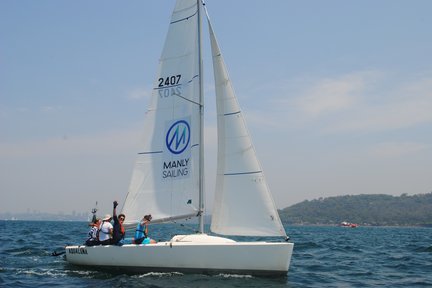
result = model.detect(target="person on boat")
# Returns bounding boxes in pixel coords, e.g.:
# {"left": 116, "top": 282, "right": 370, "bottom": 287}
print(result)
{"left": 85, "top": 218, "right": 101, "bottom": 246}
{"left": 134, "top": 214, "right": 157, "bottom": 244}
{"left": 98, "top": 214, "right": 113, "bottom": 245}
{"left": 112, "top": 200, "right": 126, "bottom": 245}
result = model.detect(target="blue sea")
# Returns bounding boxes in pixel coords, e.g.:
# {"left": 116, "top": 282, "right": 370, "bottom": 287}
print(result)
{"left": 1, "top": 221, "right": 431, "bottom": 287}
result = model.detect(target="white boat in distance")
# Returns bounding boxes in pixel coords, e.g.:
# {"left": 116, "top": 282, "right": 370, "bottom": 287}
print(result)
{"left": 66, "top": 0, "right": 293, "bottom": 276}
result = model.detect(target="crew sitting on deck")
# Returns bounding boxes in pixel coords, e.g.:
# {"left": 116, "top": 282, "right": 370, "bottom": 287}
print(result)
{"left": 112, "top": 200, "right": 126, "bottom": 245}
{"left": 134, "top": 214, "right": 157, "bottom": 244}
{"left": 99, "top": 214, "right": 113, "bottom": 245}
{"left": 85, "top": 218, "right": 101, "bottom": 246}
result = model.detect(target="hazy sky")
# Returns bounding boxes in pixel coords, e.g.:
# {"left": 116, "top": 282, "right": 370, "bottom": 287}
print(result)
{"left": 1, "top": 0, "right": 431, "bottom": 216}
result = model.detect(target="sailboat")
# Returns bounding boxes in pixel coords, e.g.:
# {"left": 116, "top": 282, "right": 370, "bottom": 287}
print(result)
{"left": 65, "top": 0, "right": 293, "bottom": 276}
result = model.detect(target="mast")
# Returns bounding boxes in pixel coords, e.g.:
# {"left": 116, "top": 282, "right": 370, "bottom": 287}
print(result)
{"left": 197, "top": 0, "right": 205, "bottom": 233}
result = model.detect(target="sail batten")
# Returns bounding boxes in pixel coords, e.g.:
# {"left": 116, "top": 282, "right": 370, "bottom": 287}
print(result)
{"left": 223, "top": 111, "right": 241, "bottom": 116}
{"left": 170, "top": 11, "right": 199, "bottom": 24}
{"left": 224, "top": 171, "right": 262, "bottom": 176}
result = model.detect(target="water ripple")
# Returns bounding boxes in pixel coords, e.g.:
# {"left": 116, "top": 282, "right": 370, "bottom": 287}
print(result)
{"left": 1, "top": 221, "right": 432, "bottom": 287}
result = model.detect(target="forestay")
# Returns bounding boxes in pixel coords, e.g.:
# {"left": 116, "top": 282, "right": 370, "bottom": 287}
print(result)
{"left": 122, "top": 0, "right": 202, "bottom": 225}
{"left": 207, "top": 18, "right": 286, "bottom": 237}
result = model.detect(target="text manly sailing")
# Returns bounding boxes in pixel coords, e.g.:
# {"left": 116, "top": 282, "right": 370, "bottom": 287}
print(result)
{"left": 162, "top": 158, "right": 190, "bottom": 179}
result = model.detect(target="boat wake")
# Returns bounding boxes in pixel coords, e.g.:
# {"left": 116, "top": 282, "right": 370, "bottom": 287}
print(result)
{"left": 135, "top": 272, "right": 185, "bottom": 278}
{"left": 216, "top": 273, "right": 253, "bottom": 279}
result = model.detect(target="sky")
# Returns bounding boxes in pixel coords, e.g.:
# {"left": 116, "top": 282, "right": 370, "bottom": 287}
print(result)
{"left": 1, "top": 0, "right": 431, "bottom": 216}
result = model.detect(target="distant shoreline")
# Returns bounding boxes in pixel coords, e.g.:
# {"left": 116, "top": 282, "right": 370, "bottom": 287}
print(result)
{"left": 280, "top": 193, "right": 432, "bottom": 227}
{"left": 287, "top": 223, "right": 432, "bottom": 228}
{"left": 1, "top": 219, "right": 431, "bottom": 229}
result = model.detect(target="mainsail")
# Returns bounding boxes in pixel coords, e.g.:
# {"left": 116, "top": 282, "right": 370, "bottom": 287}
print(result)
{"left": 122, "top": 0, "right": 202, "bottom": 225}
{"left": 207, "top": 19, "right": 287, "bottom": 237}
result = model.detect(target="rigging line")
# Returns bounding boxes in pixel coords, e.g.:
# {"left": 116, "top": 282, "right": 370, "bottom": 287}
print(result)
{"left": 202, "top": 0, "right": 210, "bottom": 20}
{"left": 174, "top": 74, "right": 201, "bottom": 106}
{"left": 154, "top": 75, "right": 202, "bottom": 107}
{"left": 174, "top": 74, "right": 203, "bottom": 107}
{"left": 174, "top": 93, "right": 202, "bottom": 107}
{"left": 170, "top": 220, "right": 199, "bottom": 235}
{"left": 187, "top": 74, "right": 200, "bottom": 84}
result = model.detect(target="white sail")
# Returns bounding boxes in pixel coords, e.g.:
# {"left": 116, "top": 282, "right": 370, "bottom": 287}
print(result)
{"left": 208, "top": 20, "right": 287, "bottom": 237}
{"left": 122, "top": 0, "right": 202, "bottom": 224}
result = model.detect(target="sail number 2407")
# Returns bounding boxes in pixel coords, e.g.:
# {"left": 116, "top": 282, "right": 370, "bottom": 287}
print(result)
{"left": 158, "top": 75, "right": 181, "bottom": 87}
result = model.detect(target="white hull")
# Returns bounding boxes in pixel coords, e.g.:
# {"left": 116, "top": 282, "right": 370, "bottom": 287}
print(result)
{"left": 65, "top": 234, "right": 293, "bottom": 276}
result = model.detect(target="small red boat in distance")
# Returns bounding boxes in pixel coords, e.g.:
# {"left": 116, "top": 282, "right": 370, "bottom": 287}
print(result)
{"left": 340, "top": 221, "right": 358, "bottom": 228}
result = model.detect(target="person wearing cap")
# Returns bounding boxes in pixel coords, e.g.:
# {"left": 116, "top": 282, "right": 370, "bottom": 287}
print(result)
{"left": 99, "top": 214, "right": 113, "bottom": 245}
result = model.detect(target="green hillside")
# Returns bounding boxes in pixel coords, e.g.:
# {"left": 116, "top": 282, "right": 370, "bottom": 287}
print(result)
{"left": 279, "top": 193, "right": 432, "bottom": 226}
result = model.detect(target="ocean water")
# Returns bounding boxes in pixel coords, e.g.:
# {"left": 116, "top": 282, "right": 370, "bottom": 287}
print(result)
{"left": 1, "top": 221, "right": 431, "bottom": 287}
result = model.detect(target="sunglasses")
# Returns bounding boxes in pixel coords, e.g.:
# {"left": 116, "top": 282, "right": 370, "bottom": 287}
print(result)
{"left": 119, "top": 217, "right": 125, "bottom": 221}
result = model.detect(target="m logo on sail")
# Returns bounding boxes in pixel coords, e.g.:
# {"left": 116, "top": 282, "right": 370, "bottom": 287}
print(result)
{"left": 166, "top": 120, "right": 190, "bottom": 155}
{"left": 164, "top": 119, "right": 191, "bottom": 180}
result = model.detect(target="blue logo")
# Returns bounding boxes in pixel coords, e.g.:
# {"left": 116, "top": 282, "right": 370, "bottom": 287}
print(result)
{"left": 166, "top": 120, "right": 190, "bottom": 154}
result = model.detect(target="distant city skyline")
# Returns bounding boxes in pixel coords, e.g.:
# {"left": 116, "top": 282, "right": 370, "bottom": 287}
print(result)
{"left": 0, "top": 210, "right": 89, "bottom": 221}
{"left": 1, "top": 0, "right": 431, "bottom": 215}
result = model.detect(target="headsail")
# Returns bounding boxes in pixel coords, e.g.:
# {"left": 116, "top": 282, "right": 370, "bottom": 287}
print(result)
{"left": 122, "top": 0, "right": 202, "bottom": 225}
{"left": 207, "top": 17, "right": 287, "bottom": 237}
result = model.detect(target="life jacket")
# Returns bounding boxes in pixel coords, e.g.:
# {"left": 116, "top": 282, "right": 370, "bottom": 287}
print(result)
{"left": 112, "top": 217, "right": 125, "bottom": 241}
{"left": 135, "top": 223, "right": 147, "bottom": 239}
